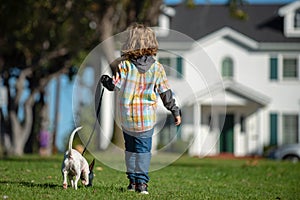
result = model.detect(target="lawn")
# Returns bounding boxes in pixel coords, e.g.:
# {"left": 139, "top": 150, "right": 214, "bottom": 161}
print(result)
{"left": 0, "top": 154, "right": 299, "bottom": 200}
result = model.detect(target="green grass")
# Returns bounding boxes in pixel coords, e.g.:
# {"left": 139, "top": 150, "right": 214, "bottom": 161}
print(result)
{"left": 0, "top": 155, "right": 299, "bottom": 200}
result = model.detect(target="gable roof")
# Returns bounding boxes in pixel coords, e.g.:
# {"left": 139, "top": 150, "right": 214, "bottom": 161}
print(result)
{"left": 166, "top": 4, "right": 300, "bottom": 43}
{"left": 196, "top": 27, "right": 259, "bottom": 50}
{"left": 278, "top": 1, "right": 300, "bottom": 16}
{"left": 194, "top": 80, "right": 270, "bottom": 107}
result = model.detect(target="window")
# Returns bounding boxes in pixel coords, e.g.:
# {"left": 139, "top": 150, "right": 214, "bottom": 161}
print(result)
{"left": 282, "top": 114, "right": 299, "bottom": 144}
{"left": 158, "top": 56, "right": 183, "bottom": 79}
{"left": 283, "top": 58, "right": 298, "bottom": 79}
{"left": 159, "top": 57, "right": 172, "bottom": 76}
{"left": 221, "top": 57, "right": 234, "bottom": 79}
{"left": 269, "top": 55, "right": 300, "bottom": 81}
{"left": 159, "top": 57, "right": 171, "bottom": 67}
{"left": 294, "top": 9, "right": 300, "bottom": 28}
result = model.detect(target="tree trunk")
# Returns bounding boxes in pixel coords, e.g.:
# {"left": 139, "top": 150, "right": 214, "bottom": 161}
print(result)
{"left": 25, "top": 90, "right": 49, "bottom": 154}
{"left": 0, "top": 110, "right": 4, "bottom": 156}
{"left": 10, "top": 94, "right": 34, "bottom": 156}
{"left": 52, "top": 76, "right": 61, "bottom": 154}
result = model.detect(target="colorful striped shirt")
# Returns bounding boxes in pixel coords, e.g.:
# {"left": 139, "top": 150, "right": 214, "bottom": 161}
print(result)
{"left": 113, "top": 59, "right": 170, "bottom": 133}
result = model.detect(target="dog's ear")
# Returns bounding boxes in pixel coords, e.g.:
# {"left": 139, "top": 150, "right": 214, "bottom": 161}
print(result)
{"left": 89, "top": 159, "right": 95, "bottom": 171}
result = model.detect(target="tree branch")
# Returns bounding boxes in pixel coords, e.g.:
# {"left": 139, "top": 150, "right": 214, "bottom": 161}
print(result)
{"left": 14, "top": 68, "right": 32, "bottom": 106}
{"left": 38, "top": 48, "right": 69, "bottom": 67}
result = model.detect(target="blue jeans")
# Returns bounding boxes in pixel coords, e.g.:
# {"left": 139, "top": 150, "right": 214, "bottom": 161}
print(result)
{"left": 123, "top": 129, "right": 153, "bottom": 184}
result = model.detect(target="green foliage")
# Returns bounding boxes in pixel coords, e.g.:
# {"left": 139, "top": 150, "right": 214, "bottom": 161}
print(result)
{"left": 0, "top": 155, "right": 299, "bottom": 199}
{"left": 0, "top": 0, "right": 94, "bottom": 70}
{"left": 227, "top": 0, "right": 248, "bottom": 20}
{"left": 185, "top": 0, "right": 196, "bottom": 9}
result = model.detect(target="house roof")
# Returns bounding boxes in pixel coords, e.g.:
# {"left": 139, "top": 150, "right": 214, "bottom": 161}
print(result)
{"left": 165, "top": 4, "right": 300, "bottom": 43}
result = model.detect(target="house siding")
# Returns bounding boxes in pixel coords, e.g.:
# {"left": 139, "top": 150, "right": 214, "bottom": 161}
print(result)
{"left": 166, "top": 34, "right": 300, "bottom": 156}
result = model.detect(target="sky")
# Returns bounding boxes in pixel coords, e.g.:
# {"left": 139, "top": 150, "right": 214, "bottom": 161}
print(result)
{"left": 164, "top": 0, "right": 296, "bottom": 4}
{"left": 48, "top": 76, "right": 75, "bottom": 152}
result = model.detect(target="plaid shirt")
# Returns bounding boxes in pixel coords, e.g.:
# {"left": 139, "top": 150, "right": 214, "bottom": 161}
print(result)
{"left": 113, "top": 60, "right": 170, "bottom": 132}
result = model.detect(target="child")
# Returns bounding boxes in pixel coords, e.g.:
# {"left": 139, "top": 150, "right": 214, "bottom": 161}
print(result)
{"left": 101, "top": 23, "right": 181, "bottom": 194}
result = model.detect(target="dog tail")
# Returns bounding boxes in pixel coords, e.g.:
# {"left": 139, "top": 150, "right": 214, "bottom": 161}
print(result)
{"left": 68, "top": 126, "right": 83, "bottom": 155}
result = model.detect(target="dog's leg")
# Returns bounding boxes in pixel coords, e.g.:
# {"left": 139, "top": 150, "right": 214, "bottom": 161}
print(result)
{"left": 81, "top": 171, "right": 89, "bottom": 186}
{"left": 74, "top": 174, "right": 80, "bottom": 190}
{"left": 69, "top": 175, "right": 74, "bottom": 189}
{"left": 62, "top": 170, "right": 68, "bottom": 189}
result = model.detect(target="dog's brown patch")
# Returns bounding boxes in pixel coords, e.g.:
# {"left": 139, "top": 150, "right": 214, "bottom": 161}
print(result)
{"left": 74, "top": 144, "right": 84, "bottom": 154}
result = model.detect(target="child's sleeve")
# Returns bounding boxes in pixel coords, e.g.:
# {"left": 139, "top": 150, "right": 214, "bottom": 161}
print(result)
{"left": 160, "top": 90, "right": 181, "bottom": 117}
{"left": 113, "top": 61, "right": 126, "bottom": 90}
{"left": 156, "top": 64, "right": 181, "bottom": 117}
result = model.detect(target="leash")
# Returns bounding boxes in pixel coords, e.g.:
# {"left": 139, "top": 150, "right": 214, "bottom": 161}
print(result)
{"left": 82, "top": 86, "right": 105, "bottom": 156}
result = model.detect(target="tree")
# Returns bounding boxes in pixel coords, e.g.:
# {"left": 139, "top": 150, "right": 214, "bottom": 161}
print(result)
{"left": 0, "top": 0, "right": 163, "bottom": 156}
{"left": 0, "top": 0, "right": 95, "bottom": 155}
{"left": 227, "top": 0, "right": 248, "bottom": 20}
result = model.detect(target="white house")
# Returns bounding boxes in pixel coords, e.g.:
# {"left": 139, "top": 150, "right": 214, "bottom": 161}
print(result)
{"left": 156, "top": 2, "right": 300, "bottom": 157}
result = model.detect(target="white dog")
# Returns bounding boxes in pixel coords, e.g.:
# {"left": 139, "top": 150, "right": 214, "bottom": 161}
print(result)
{"left": 61, "top": 127, "right": 94, "bottom": 190}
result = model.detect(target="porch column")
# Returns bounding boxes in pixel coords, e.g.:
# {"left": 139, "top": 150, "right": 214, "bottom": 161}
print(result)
{"left": 298, "top": 100, "right": 300, "bottom": 143}
{"left": 257, "top": 109, "right": 264, "bottom": 156}
{"left": 188, "top": 102, "right": 201, "bottom": 156}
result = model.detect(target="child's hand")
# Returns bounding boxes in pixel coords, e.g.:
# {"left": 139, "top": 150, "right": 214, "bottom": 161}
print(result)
{"left": 174, "top": 116, "right": 181, "bottom": 126}
{"left": 101, "top": 75, "right": 115, "bottom": 91}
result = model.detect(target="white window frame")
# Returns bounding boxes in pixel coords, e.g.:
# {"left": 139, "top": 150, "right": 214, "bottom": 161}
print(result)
{"left": 281, "top": 113, "right": 299, "bottom": 145}
{"left": 278, "top": 54, "right": 300, "bottom": 82}
{"left": 294, "top": 8, "right": 300, "bottom": 29}
{"left": 282, "top": 57, "right": 298, "bottom": 80}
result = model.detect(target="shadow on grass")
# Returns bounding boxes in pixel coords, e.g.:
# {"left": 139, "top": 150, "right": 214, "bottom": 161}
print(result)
{"left": 1, "top": 156, "right": 63, "bottom": 163}
{"left": 0, "top": 180, "right": 129, "bottom": 193}
{"left": 169, "top": 160, "right": 220, "bottom": 168}
{"left": 0, "top": 180, "right": 60, "bottom": 189}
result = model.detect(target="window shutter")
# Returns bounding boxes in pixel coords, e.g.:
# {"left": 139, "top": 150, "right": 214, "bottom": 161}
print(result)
{"left": 270, "top": 113, "right": 278, "bottom": 146}
{"left": 270, "top": 57, "right": 278, "bottom": 80}
{"left": 176, "top": 57, "right": 183, "bottom": 79}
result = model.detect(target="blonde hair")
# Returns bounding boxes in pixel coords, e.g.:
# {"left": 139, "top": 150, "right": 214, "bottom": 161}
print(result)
{"left": 121, "top": 23, "right": 158, "bottom": 59}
